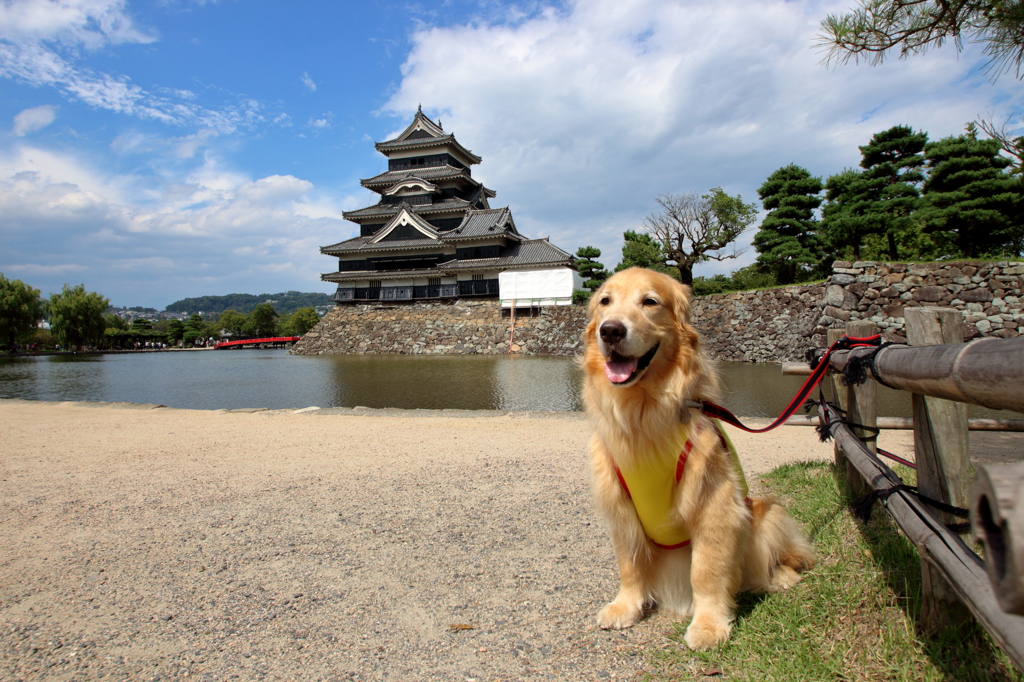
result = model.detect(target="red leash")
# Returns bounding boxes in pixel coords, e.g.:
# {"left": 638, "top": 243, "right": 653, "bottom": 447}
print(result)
{"left": 694, "top": 335, "right": 884, "bottom": 434}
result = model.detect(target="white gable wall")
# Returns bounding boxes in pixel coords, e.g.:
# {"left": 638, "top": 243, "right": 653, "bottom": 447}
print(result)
{"left": 498, "top": 267, "right": 578, "bottom": 307}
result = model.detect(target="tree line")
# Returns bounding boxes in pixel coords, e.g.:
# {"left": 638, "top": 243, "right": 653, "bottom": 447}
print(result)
{"left": 0, "top": 275, "right": 321, "bottom": 351}
{"left": 574, "top": 123, "right": 1024, "bottom": 300}
{"left": 164, "top": 291, "right": 333, "bottom": 315}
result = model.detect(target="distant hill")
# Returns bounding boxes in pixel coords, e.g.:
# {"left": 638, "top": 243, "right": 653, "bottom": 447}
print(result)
{"left": 164, "top": 291, "right": 334, "bottom": 315}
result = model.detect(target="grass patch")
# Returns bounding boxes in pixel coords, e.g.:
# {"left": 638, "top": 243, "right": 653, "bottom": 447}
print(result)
{"left": 647, "top": 461, "right": 1023, "bottom": 681}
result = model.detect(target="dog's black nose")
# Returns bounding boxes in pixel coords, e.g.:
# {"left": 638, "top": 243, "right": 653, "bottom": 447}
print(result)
{"left": 599, "top": 320, "right": 627, "bottom": 344}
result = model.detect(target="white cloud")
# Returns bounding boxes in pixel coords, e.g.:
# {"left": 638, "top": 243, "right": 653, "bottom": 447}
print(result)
{"left": 308, "top": 113, "right": 333, "bottom": 130}
{"left": 385, "top": 0, "right": 1024, "bottom": 272}
{"left": 0, "top": 0, "right": 268, "bottom": 132}
{"left": 301, "top": 72, "right": 317, "bottom": 92}
{"left": 0, "top": 145, "right": 355, "bottom": 306}
{"left": 12, "top": 104, "right": 55, "bottom": 135}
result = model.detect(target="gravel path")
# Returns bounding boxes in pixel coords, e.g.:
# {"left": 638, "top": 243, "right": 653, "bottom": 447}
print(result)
{"left": 0, "top": 399, "right": 846, "bottom": 681}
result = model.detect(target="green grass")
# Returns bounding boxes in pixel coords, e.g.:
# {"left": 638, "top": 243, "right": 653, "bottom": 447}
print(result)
{"left": 647, "top": 461, "right": 1023, "bottom": 681}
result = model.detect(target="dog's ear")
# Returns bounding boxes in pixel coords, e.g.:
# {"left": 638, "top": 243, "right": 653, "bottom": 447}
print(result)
{"left": 673, "top": 280, "right": 692, "bottom": 328}
{"left": 584, "top": 281, "right": 605, "bottom": 343}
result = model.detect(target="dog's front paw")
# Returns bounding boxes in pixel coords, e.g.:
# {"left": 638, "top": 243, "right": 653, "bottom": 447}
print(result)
{"left": 684, "top": 613, "right": 732, "bottom": 649}
{"left": 597, "top": 599, "right": 643, "bottom": 630}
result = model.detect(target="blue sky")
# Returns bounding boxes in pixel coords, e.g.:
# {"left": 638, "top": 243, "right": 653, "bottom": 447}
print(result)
{"left": 1, "top": 0, "right": 1021, "bottom": 309}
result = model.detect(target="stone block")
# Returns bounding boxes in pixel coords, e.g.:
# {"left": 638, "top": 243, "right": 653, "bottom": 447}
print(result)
{"left": 903, "top": 275, "right": 925, "bottom": 286}
{"left": 961, "top": 288, "right": 994, "bottom": 302}
{"left": 833, "top": 267, "right": 861, "bottom": 275}
{"left": 833, "top": 261, "right": 852, "bottom": 269}
{"left": 856, "top": 275, "right": 881, "bottom": 284}
{"left": 831, "top": 274, "right": 856, "bottom": 285}
{"left": 882, "top": 304, "right": 905, "bottom": 319}
{"left": 884, "top": 272, "right": 905, "bottom": 284}
{"left": 908, "top": 264, "right": 931, "bottom": 276}
{"left": 913, "top": 286, "right": 946, "bottom": 302}
{"left": 1003, "top": 265, "right": 1024, "bottom": 275}
{"left": 824, "top": 305, "right": 852, "bottom": 321}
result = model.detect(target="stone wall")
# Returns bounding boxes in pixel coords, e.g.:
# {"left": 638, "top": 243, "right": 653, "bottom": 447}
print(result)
{"left": 290, "top": 299, "right": 586, "bottom": 356}
{"left": 690, "top": 284, "right": 825, "bottom": 363}
{"left": 292, "top": 260, "right": 1024, "bottom": 361}
{"left": 814, "top": 260, "right": 1024, "bottom": 345}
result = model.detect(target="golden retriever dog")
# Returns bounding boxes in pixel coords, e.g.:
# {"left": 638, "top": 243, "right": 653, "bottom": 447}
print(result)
{"left": 581, "top": 267, "right": 816, "bottom": 649}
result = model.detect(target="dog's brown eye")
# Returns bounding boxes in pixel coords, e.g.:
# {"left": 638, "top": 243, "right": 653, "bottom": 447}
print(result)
{"left": 599, "top": 296, "right": 610, "bottom": 306}
{"left": 643, "top": 298, "right": 658, "bottom": 307}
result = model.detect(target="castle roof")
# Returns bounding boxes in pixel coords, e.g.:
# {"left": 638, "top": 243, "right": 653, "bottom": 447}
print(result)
{"left": 441, "top": 239, "right": 574, "bottom": 270}
{"left": 342, "top": 196, "right": 474, "bottom": 220}
{"left": 375, "top": 107, "right": 481, "bottom": 164}
{"left": 320, "top": 238, "right": 573, "bottom": 283}
{"left": 360, "top": 166, "right": 473, "bottom": 191}
{"left": 322, "top": 207, "right": 523, "bottom": 256}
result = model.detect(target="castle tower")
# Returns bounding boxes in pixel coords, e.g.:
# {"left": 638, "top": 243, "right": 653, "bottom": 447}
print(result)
{"left": 320, "top": 107, "right": 577, "bottom": 303}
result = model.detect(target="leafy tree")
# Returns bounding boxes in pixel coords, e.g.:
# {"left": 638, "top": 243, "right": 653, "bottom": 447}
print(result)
{"left": 819, "top": 0, "right": 1024, "bottom": 79}
{"left": 283, "top": 307, "right": 320, "bottom": 336}
{"left": 615, "top": 231, "right": 681, "bottom": 279}
{"left": 130, "top": 317, "right": 153, "bottom": 331}
{"left": 642, "top": 188, "right": 758, "bottom": 286}
{"left": 182, "top": 313, "right": 206, "bottom": 346}
{"left": 217, "top": 309, "right": 248, "bottom": 338}
{"left": 753, "top": 165, "right": 825, "bottom": 284}
{"left": 0, "top": 274, "right": 44, "bottom": 348}
{"left": 574, "top": 246, "right": 610, "bottom": 290}
{"left": 243, "top": 303, "right": 279, "bottom": 338}
{"left": 166, "top": 319, "right": 186, "bottom": 344}
{"left": 47, "top": 284, "right": 109, "bottom": 350}
{"left": 104, "top": 313, "right": 128, "bottom": 331}
{"left": 918, "top": 127, "right": 1024, "bottom": 257}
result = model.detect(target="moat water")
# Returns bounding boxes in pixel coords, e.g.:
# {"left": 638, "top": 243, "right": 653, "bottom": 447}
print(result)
{"left": 0, "top": 348, "right": 1013, "bottom": 418}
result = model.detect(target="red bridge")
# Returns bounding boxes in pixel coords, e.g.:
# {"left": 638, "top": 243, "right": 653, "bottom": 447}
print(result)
{"left": 213, "top": 336, "right": 301, "bottom": 350}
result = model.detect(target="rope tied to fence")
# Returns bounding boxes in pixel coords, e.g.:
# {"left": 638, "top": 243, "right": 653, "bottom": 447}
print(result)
{"left": 838, "top": 341, "right": 904, "bottom": 390}
{"left": 852, "top": 485, "right": 972, "bottom": 534}
{"left": 814, "top": 393, "right": 972, "bottom": 532}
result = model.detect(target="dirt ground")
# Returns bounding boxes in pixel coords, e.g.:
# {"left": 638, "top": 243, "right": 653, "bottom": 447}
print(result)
{"left": 0, "top": 398, "right": 909, "bottom": 681}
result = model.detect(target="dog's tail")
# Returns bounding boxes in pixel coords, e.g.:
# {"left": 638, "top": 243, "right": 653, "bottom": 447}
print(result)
{"left": 742, "top": 496, "right": 817, "bottom": 593}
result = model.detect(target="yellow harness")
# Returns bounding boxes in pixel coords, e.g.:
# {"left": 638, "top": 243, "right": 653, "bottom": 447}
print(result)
{"left": 612, "top": 418, "right": 748, "bottom": 549}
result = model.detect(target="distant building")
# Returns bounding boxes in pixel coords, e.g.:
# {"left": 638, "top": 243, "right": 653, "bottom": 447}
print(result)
{"left": 320, "top": 107, "right": 579, "bottom": 306}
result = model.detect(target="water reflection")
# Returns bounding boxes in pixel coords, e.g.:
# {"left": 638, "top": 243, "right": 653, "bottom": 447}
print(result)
{"left": 0, "top": 350, "right": 1016, "bottom": 418}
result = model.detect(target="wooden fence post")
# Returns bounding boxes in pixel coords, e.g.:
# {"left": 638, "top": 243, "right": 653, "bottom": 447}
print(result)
{"left": 844, "top": 320, "right": 877, "bottom": 498}
{"left": 827, "top": 328, "right": 849, "bottom": 470}
{"left": 905, "top": 306, "right": 972, "bottom": 633}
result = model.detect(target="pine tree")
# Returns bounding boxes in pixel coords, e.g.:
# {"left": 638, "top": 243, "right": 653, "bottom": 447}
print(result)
{"left": 918, "top": 126, "right": 1024, "bottom": 258}
{"left": 821, "top": 168, "right": 875, "bottom": 261}
{"left": 753, "top": 165, "right": 824, "bottom": 284}
{"left": 858, "top": 125, "right": 928, "bottom": 260}
{"left": 574, "top": 246, "right": 609, "bottom": 290}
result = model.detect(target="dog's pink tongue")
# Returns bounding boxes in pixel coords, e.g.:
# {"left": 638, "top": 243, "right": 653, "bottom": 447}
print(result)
{"left": 605, "top": 357, "right": 638, "bottom": 383}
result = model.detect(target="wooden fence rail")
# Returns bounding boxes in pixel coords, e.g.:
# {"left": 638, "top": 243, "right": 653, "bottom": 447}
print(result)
{"left": 799, "top": 311, "right": 1024, "bottom": 667}
{"left": 818, "top": 400, "right": 1024, "bottom": 668}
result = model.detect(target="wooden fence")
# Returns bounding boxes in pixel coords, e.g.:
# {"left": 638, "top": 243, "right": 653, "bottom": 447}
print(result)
{"left": 783, "top": 309, "right": 1024, "bottom": 668}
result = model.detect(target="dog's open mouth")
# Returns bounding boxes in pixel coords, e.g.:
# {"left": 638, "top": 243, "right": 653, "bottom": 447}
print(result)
{"left": 604, "top": 343, "right": 659, "bottom": 385}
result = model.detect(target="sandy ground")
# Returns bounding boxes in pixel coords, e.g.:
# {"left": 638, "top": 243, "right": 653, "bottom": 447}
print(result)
{"left": 0, "top": 398, "right": 904, "bottom": 681}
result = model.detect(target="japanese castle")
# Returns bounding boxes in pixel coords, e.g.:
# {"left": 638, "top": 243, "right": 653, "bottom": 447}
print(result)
{"left": 321, "top": 107, "right": 578, "bottom": 305}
